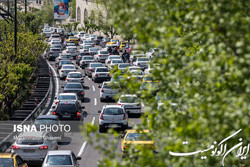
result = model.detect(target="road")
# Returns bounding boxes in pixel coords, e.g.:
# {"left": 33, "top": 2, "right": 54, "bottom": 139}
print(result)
{"left": 44, "top": 53, "right": 143, "bottom": 167}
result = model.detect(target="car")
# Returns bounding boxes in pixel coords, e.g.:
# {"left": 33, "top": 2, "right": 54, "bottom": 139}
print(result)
{"left": 54, "top": 93, "right": 80, "bottom": 106}
{"left": 42, "top": 150, "right": 81, "bottom": 167}
{"left": 62, "top": 82, "right": 84, "bottom": 101}
{"left": 74, "top": 31, "right": 85, "bottom": 40}
{"left": 0, "top": 153, "right": 28, "bottom": 167}
{"left": 79, "top": 56, "right": 95, "bottom": 68}
{"left": 56, "top": 28, "right": 64, "bottom": 35}
{"left": 43, "top": 29, "right": 52, "bottom": 38}
{"left": 56, "top": 59, "right": 73, "bottom": 72}
{"left": 49, "top": 39, "right": 62, "bottom": 46}
{"left": 105, "top": 55, "right": 121, "bottom": 67}
{"left": 142, "top": 75, "right": 153, "bottom": 82}
{"left": 145, "top": 48, "right": 162, "bottom": 59}
{"left": 66, "top": 72, "right": 84, "bottom": 83}
{"left": 94, "top": 36, "right": 103, "bottom": 45}
{"left": 98, "top": 105, "right": 128, "bottom": 132}
{"left": 106, "top": 39, "right": 118, "bottom": 46}
{"left": 85, "top": 63, "right": 103, "bottom": 77}
{"left": 108, "top": 59, "right": 123, "bottom": 70}
{"left": 66, "top": 36, "right": 79, "bottom": 45}
{"left": 51, "top": 101, "right": 84, "bottom": 120}
{"left": 76, "top": 51, "right": 91, "bottom": 65}
{"left": 94, "top": 50, "right": 110, "bottom": 63}
{"left": 117, "top": 95, "right": 141, "bottom": 115}
{"left": 55, "top": 53, "right": 73, "bottom": 66}
{"left": 133, "top": 57, "right": 150, "bottom": 70}
{"left": 118, "top": 63, "right": 131, "bottom": 73}
{"left": 49, "top": 34, "right": 61, "bottom": 43}
{"left": 128, "top": 66, "right": 141, "bottom": 72}
{"left": 63, "top": 46, "right": 79, "bottom": 59}
{"left": 82, "top": 40, "right": 94, "bottom": 47}
{"left": 34, "top": 115, "right": 64, "bottom": 141}
{"left": 100, "top": 38, "right": 110, "bottom": 47}
{"left": 89, "top": 47, "right": 99, "bottom": 56}
{"left": 59, "top": 65, "right": 76, "bottom": 79}
{"left": 47, "top": 47, "right": 61, "bottom": 61}
{"left": 11, "top": 131, "right": 58, "bottom": 162}
{"left": 79, "top": 44, "right": 92, "bottom": 52}
{"left": 50, "top": 44, "right": 62, "bottom": 50}
{"left": 99, "top": 81, "right": 121, "bottom": 102}
{"left": 92, "top": 67, "right": 111, "bottom": 82}
{"left": 121, "top": 130, "right": 155, "bottom": 157}
{"left": 80, "top": 33, "right": 90, "bottom": 41}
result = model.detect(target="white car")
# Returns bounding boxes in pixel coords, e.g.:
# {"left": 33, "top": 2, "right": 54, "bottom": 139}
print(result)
{"left": 80, "top": 34, "right": 90, "bottom": 41}
{"left": 128, "top": 66, "right": 141, "bottom": 72}
{"left": 108, "top": 59, "right": 123, "bottom": 70}
{"left": 105, "top": 55, "right": 121, "bottom": 67}
{"left": 98, "top": 105, "right": 128, "bottom": 132}
{"left": 129, "top": 70, "right": 144, "bottom": 79}
{"left": 82, "top": 40, "right": 94, "bottom": 47}
{"left": 49, "top": 39, "right": 61, "bottom": 46}
{"left": 63, "top": 46, "right": 79, "bottom": 59}
{"left": 79, "top": 56, "right": 95, "bottom": 68}
{"left": 55, "top": 53, "right": 73, "bottom": 66}
{"left": 54, "top": 93, "right": 79, "bottom": 105}
{"left": 94, "top": 50, "right": 110, "bottom": 63}
{"left": 59, "top": 64, "right": 76, "bottom": 79}
{"left": 11, "top": 131, "right": 58, "bottom": 162}
{"left": 117, "top": 94, "right": 141, "bottom": 115}
{"left": 133, "top": 57, "right": 150, "bottom": 70}
{"left": 49, "top": 34, "right": 61, "bottom": 42}
{"left": 75, "top": 31, "right": 85, "bottom": 40}
{"left": 118, "top": 63, "right": 131, "bottom": 73}
{"left": 145, "top": 48, "right": 162, "bottom": 59}
{"left": 92, "top": 67, "right": 111, "bottom": 82}
{"left": 66, "top": 72, "right": 84, "bottom": 83}
{"left": 99, "top": 81, "right": 121, "bottom": 102}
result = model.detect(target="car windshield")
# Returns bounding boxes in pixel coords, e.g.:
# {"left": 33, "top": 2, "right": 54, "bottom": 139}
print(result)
{"left": 83, "top": 57, "right": 93, "bottom": 60}
{"left": 68, "top": 73, "right": 82, "bottom": 78}
{"left": 100, "top": 51, "right": 109, "bottom": 54}
{"left": 111, "top": 40, "right": 118, "bottom": 43}
{"left": 46, "top": 155, "right": 72, "bottom": 165}
{"left": 103, "top": 108, "right": 123, "bottom": 115}
{"left": 138, "top": 57, "right": 149, "bottom": 61}
{"left": 65, "top": 84, "right": 82, "bottom": 89}
{"left": 69, "top": 37, "right": 77, "bottom": 39}
{"left": 17, "top": 136, "right": 44, "bottom": 145}
{"left": 35, "top": 119, "right": 58, "bottom": 126}
{"left": 120, "top": 96, "right": 138, "bottom": 103}
{"left": 91, "top": 64, "right": 103, "bottom": 67}
{"left": 103, "top": 82, "right": 120, "bottom": 89}
{"left": 0, "top": 158, "right": 14, "bottom": 167}
{"left": 125, "top": 133, "right": 152, "bottom": 141}
{"left": 144, "top": 76, "right": 152, "bottom": 81}
{"left": 58, "top": 95, "right": 76, "bottom": 100}
{"left": 68, "top": 48, "right": 77, "bottom": 52}
{"left": 96, "top": 68, "right": 108, "bottom": 72}
{"left": 62, "top": 66, "right": 75, "bottom": 69}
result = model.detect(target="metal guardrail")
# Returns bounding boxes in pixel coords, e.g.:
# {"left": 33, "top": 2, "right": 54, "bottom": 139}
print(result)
{"left": 0, "top": 59, "right": 51, "bottom": 153}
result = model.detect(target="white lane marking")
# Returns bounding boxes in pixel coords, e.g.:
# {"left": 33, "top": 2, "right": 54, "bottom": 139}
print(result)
{"left": 92, "top": 85, "right": 95, "bottom": 92}
{"left": 88, "top": 77, "right": 90, "bottom": 80}
{"left": 77, "top": 117, "right": 95, "bottom": 157}
{"left": 94, "top": 98, "right": 97, "bottom": 106}
{"left": 91, "top": 117, "right": 95, "bottom": 125}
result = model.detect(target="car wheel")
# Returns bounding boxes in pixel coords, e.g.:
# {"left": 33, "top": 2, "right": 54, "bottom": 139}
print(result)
{"left": 122, "top": 125, "right": 128, "bottom": 131}
{"left": 100, "top": 98, "right": 104, "bottom": 102}
{"left": 81, "top": 98, "right": 84, "bottom": 102}
{"left": 99, "top": 126, "right": 105, "bottom": 133}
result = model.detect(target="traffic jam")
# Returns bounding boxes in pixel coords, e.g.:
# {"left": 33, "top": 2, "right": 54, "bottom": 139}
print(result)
{"left": 6, "top": 26, "right": 161, "bottom": 167}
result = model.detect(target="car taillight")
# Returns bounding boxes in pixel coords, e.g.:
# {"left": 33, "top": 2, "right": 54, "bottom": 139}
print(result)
{"left": 101, "top": 88, "right": 104, "bottom": 92}
{"left": 81, "top": 78, "right": 84, "bottom": 80}
{"left": 77, "top": 112, "right": 81, "bottom": 118}
{"left": 66, "top": 51, "right": 69, "bottom": 53}
{"left": 39, "top": 146, "right": 48, "bottom": 149}
{"left": 138, "top": 63, "right": 141, "bottom": 65}
{"left": 89, "top": 69, "right": 93, "bottom": 71}
{"left": 95, "top": 74, "right": 98, "bottom": 76}
{"left": 100, "top": 113, "right": 104, "bottom": 120}
{"left": 58, "top": 58, "right": 61, "bottom": 60}
{"left": 78, "top": 56, "right": 81, "bottom": 58}
{"left": 61, "top": 70, "right": 64, "bottom": 72}
{"left": 77, "top": 50, "right": 79, "bottom": 52}
{"left": 80, "top": 92, "right": 84, "bottom": 94}
{"left": 104, "top": 41, "right": 107, "bottom": 43}
{"left": 50, "top": 52, "right": 52, "bottom": 54}
{"left": 98, "top": 55, "right": 101, "bottom": 57}
{"left": 82, "top": 61, "right": 85, "bottom": 63}
{"left": 52, "top": 111, "right": 56, "bottom": 115}
{"left": 70, "top": 58, "right": 73, "bottom": 60}
{"left": 52, "top": 42, "right": 54, "bottom": 44}
{"left": 12, "top": 145, "right": 20, "bottom": 149}
{"left": 117, "top": 103, "right": 121, "bottom": 105}
{"left": 55, "top": 101, "right": 58, "bottom": 104}
{"left": 123, "top": 113, "right": 126, "bottom": 120}
{"left": 59, "top": 65, "right": 61, "bottom": 68}
{"left": 107, "top": 74, "right": 111, "bottom": 76}
{"left": 66, "top": 78, "right": 69, "bottom": 81}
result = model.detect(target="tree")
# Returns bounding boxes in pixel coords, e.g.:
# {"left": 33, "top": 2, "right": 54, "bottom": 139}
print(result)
{"left": 84, "top": 0, "right": 250, "bottom": 166}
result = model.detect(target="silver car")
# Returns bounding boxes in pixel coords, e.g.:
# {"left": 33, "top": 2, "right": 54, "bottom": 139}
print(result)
{"left": 99, "top": 81, "right": 121, "bottom": 102}
{"left": 94, "top": 50, "right": 110, "bottom": 63}
{"left": 66, "top": 72, "right": 84, "bottom": 83}
{"left": 11, "top": 131, "right": 58, "bottom": 162}
{"left": 85, "top": 62, "right": 103, "bottom": 77}
{"left": 92, "top": 67, "right": 111, "bottom": 82}
{"left": 98, "top": 105, "right": 128, "bottom": 133}
{"left": 42, "top": 150, "right": 81, "bottom": 167}
{"left": 64, "top": 46, "right": 79, "bottom": 59}
{"left": 48, "top": 47, "right": 61, "bottom": 61}
{"left": 117, "top": 94, "right": 141, "bottom": 115}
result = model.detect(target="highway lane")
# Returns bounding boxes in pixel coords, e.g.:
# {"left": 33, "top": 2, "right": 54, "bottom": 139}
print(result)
{"left": 45, "top": 50, "right": 143, "bottom": 167}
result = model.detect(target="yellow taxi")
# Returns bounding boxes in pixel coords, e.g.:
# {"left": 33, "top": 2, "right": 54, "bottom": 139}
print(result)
{"left": 121, "top": 130, "right": 155, "bottom": 157}
{"left": 119, "top": 41, "right": 129, "bottom": 51}
{"left": 107, "top": 39, "right": 118, "bottom": 45}
{"left": 142, "top": 75, "right": 152, "bottom": 82}
{"left": 0, "top": 153, "right": 28, "bottom": 167}
{"left": 66, "top": 36, "right": 79, "bottom": 45}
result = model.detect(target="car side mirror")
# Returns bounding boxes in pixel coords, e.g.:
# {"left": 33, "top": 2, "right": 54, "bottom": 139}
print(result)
{"left": 98, "top": 85, "right": 101, "bottom": 88}
{"left": 76, "top": 157, "right": 81, "bottom": 160}
{"left": 98, "top": 110, "right": 101, "bottom": 113}
{"left": 120, "top": 134, "right": 124, "bottom": 138}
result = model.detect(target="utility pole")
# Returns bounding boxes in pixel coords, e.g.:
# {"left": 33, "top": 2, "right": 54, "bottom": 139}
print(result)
{"left": 7, "top": 0, "right": 9, "bottom": 13}
{"left": 25, "top": 0, "right": 27, "bottom": 14}
{"left": 14, "top": 0, "right": 17, "bottom": 55}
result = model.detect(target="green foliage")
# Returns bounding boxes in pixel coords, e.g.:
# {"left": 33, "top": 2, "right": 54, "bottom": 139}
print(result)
{"left": 0, "top": 20, "right": 47, "bottom": 120}
{"left": 70, "top": 0, "right": 76, "bottom": 19}
{"left": 84, "top": 0, "right": 250, "bottom": 166}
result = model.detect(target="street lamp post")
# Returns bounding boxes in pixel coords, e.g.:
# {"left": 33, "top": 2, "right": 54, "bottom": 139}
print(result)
{"left": 15, "top": 0, "right": 17, "bottom": 55}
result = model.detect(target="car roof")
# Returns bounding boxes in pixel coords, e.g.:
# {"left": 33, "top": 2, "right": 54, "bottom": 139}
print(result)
{"left": 58, "top": 93, "right": 77, "bottom": 96}
{"left": 120, "top": 94, "right": 137, "bottom": 97}
{"left": 103, "top": 105, "right": 123, "bottom": 109}
{"left": 65, "top": 82, "right": 81, "bottom": 85}
{"left": 47, "top": 150, "right": 72, "bottom": 155}
{"left": 58, "top": 101, "right": 76, "bottom": 104}
{"left": 19, "top": 131, "right": 46, "bottom": 137}
{"left": 37, "top": 115, "right": 58, "bottom": 119}
{"left": 68, "top": 72, "right": 81, "bottom": 74}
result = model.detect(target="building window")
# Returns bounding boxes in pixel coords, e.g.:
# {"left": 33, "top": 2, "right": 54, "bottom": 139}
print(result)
{"left": 84, "top": 9, "right": 88, "bottom": 20}
{"left": 77, "top": 7, "right": 81, "bottom": 22}
{"left": 39, "top": 0, "right": 41, "bottom": 4}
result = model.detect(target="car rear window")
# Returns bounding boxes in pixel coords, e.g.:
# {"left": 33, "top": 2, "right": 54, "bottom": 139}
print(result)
{"left": 120, "top": 96, "right": 138, "bottom": 103}
{"left": 103, "top": 82, "right": 120, "bottom": 89}
{"left": 103, "top": 108, "right": 123, "bottom": 115}
{"left": 0, "top": 158, "right": 14, "bottom": 167}
{"left": 65, "top": 84, "right": 82, "bottom": 89}
{"left": 68, "top": 48, "right": 77, "bottom": 52}
{"left": 85, "top": 41, "right": 92, "bottom": 43}
{"left": 51, "top": 49, "right": 60, "bottom": 52}
{"left": 83, "top": 57, "right": 93, "bottom": 60}
{"left": 119, "top": 64, "right": 130, "bottom": 68}
{"left": 46, "top": 155, "right": 72, "bottom": 165}
{"left": 57, "top": 104, "right": 77, "bottom": 113}
{"left": 96, "top": 68, "right": 108, "bottom": 72}
{"left": 91, "top": 64, "right": 103, "bottom": 67}
{"left": 61, "top": 55, "right": 71, "bottom": 59}
{"left": 35, "top": 119, "right": 58, "bottom": 126}
{"left": 80, "top": 53, "right": 90, "bottom": 56}
{"left": 100, "top": 51, "right": 109, "bottom": 54}
{"left": 58, "top": 95, "right": 77, "bottom": 100}
{"left": 125, "top": 133, "right": 152, "bottom": 141}
{"left": 112, "top": 60, "right": 122, "bottom": 63}
{"left": 68, "top": 73, "right": 82, "bottom": 78}
{"left": 90, "top": 48, "right": 99, "bottom": 51}
{"left": 138, "top": 57, "right": 149, "bottom": 61}
{"left": 61, "top": 61, "right": 72, "bottom": 65}
{"left": 62, "top": 66, "right": 75, "bottom": 69}
{"left": 17, "top": 136, "right": 44, "bottom": 145}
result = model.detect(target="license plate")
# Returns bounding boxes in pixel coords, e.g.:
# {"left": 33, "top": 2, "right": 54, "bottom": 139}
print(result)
{"left": 23, "top": 149, "right": 35, "bottom": 153}
{"left": 109, "top": 124, "right": 117, "bottom": 128}
{"left": 62, "top": 115, "right": 71, "bottom": 118}
{"left": 129, "top": 110, "right": 140, "bottom": 113}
